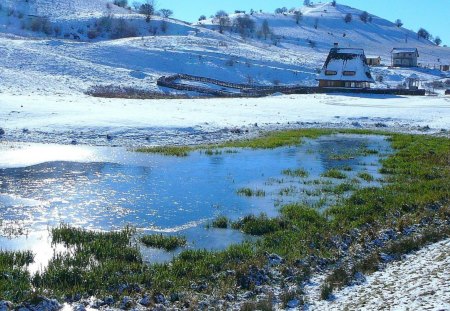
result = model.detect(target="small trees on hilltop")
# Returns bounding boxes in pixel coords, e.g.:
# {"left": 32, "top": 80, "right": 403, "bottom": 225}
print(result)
{"left": 274, "top": 7, "right": 288, "bottom": 14}
{"left": 395, "top": 19, "right": 403, "bottom": 27}
{"left": 159, "top": 9, "right": 173, "bottom": 18}
{"left": 215, "top": 10, "right": 230, "bottom": 34}
{"left": 294, "top": 11, "right": 303, "bottom": 25}
{"left": 140, "top": 1, "right": 154, "bottom": 23}
{"left": 434, "top": 36, "right": 442, "bottom": 46}
{"left": 234, "top": 15, "right": 255, "bottom": 38}
{"left": 417, "top": 28, "right": 431, "bottom": 40}
{"left": 198, "top": 15, "right": 206, "bottom": 21}
{"left": 114, "top": 0, "right": 128, "bottom": 8}
{"left": 303, "top": 0, "right": 311, "bottom": 6}
{"left": 360, "top": 11, "right": 369, "bottom": 23}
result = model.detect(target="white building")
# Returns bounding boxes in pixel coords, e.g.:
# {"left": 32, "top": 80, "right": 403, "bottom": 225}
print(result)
{"left": 317, "top": 46, "right": 374, "bottom": 88}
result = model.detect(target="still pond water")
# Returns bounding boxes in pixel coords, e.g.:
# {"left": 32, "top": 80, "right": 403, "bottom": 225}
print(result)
{"left": 0, "top": 134, "right": 391, "bottom": 266}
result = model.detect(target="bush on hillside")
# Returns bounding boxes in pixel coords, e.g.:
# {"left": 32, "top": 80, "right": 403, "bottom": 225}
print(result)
{"left": 417, "top": 28, "right": 431, "bottom": 40}
{"left": 111, "top": 18, "right": 137, "bottom": 38}
{"left": 344, "top": 13, "right": 352, "bottom": 23}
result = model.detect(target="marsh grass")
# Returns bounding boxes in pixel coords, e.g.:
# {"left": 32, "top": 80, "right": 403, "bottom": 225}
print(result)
{"left": 211, "top": 216, "right": 229, "bottom": 229}
{"left": 0, "top": 250, "right": 33, "bottom": 302}
{"left": 231, "top": 213, "right": 285, "bottom": 236}
{"left": 321, "top": 169, "right": 347, "bottom": 179}
{"left": 358, "top": 172, "right": 374, "bottom": 182}
{"left": 237, "top": 188, "right": 266, "bottom": 197}
{"left": 140, "top": 234, "right": 187, "bottom": 251}
{"left": 3, "top": 130, "right": 449, "bottom": 308}
{"left": 282, "top": 168, "right": 309, "bottom": 178}
{"left": 136, "top": 146, "right": 192, "bottom": 157}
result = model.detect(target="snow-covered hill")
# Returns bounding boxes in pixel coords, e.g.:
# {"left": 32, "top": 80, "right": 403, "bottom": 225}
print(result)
{"left": 197, "top": 2, "right": 448, "bottom": 67}
{"left": 0, "top": 1, "right": 448, "bottom": 96}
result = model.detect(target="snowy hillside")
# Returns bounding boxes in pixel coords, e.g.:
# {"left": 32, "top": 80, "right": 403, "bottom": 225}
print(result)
{"left": 0, "top": 1, "right": 448, "bottom": 96}
{"left": 198, "top": 2, "right": 448, "bottom": 67}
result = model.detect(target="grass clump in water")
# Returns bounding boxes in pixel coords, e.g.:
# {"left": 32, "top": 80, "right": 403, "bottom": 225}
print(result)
{"left": 140, "top": 234, "right": 187, "bottom": 251}
{"left": 358, "top": 172, "right": 374, "bottom": 182}
{"left": 136, "top": 146, "right": 192, "bottom": 157}
{"left": 321, "top": 168, "right": 347, "bottom": 179}
{"left": 237, "top": 188, "right": 266, "bottom": 197}
{"left": 282, "top": 168, "right": 309, "bottom": 178}
{"left": 211, "top": 216, "right": 229, "bottom": 229}
{"left": 231, "top": 213, "right": 285, "bottom": 236}
{"left": 0, "top": 250, "right": 34, "bottom": 302}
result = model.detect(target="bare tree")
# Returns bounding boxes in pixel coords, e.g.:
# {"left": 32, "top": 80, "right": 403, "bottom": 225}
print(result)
{"left": 261, "top": 19, "right": 270, "bottom": 40}
{"left": 234, "top": 15, "right": 255, "bottom": 38}
{"left": 215, "top": 10, "right": 230, "bottom": 34}
{"left": 294, "top": 11, "right": 302, "bottom": 25}
{"left": 159, "top": 9, "right": 173, "bottom": 18}
{"left": 140, "top": 0, "right": 155, "bottom": 23}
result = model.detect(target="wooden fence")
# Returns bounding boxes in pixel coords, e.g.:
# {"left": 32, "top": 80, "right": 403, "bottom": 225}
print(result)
{"left": 157, "top": 74, "right": 426, "bottom": 97}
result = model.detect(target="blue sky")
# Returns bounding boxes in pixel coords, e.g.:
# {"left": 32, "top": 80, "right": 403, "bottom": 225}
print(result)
{"left": 148, "top": 0, "right": 449, "bottom": 45}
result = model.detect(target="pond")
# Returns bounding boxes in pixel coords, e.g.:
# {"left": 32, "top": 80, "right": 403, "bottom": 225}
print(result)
{"left": 0, "top": 134, "right": 391, "bottom": 268}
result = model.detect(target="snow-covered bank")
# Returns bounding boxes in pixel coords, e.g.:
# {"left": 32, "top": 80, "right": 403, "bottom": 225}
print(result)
{"left": 304, "top": 238, "right": 450, "bottom": 310}
{"left": 0, "top": 93, "right": 449, "bottom": 146}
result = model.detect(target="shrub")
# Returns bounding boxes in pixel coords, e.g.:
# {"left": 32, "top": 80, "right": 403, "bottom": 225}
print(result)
{"left": 211, "top": 216, "right": 229, "bottom": 228}
{"left": 87, "top": 29, "right": 100, "bottom": 39}
{"left": 111, "top": 18, "right": 138, "bottom": 38}
{"left": 344, "top": 13, "right": 352, "bottom": 23}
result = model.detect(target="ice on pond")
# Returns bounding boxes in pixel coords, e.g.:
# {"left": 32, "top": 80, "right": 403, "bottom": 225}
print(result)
{"left": 0, "top": 134, "right": 391, "bottom": 263}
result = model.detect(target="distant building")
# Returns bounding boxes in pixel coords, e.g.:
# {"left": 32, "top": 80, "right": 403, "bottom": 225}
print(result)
{"left": 440, "top": 65, "right": 450, "bottom": 71}
{"left": 366, "top": 56, "right": 381, "bottom": 66}
{"left": 391, "top": 48, "right": 419, "bottom": 67}
{"left": 317, "top": 46, "right": 374, "bottom": 88}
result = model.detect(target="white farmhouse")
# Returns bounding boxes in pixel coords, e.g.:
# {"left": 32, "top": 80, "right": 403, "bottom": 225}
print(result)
{"left": 317, "top": 46, "right": 374, "bottom": 88}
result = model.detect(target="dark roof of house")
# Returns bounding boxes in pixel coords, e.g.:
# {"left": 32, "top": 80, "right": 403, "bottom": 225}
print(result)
{"left": 391, "top": 48, "right": 419, "bottom": 56}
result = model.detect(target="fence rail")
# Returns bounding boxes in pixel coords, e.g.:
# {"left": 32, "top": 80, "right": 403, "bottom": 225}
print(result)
{"left": 157, "top": 74, "right": 426, "bottom": 97}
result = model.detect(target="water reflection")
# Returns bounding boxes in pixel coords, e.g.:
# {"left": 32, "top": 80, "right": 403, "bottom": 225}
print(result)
{"left": 0, "top": 134, "right": 391, "bottom": 262}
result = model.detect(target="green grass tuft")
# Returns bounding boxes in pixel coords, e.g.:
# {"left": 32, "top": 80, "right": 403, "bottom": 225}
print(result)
{"left": 211, "top": 216, "right": 229, "bottom": 229}
{"left": 136, "top": 146, "right": 192, "bottom": 157}
{"left": 140, "top": 234, "right": 187, "bottom": 251}
{"left": 236, "top": 188, "right": 266, "bottom": 197}
{"left": 321, "top": 168, "right": 348, "bottom": 179}
{"left": 282, "top": 168, "right": 309, "bottom": 178}
{"left": 358, "top": 172, "right": 374, "bottom": 182}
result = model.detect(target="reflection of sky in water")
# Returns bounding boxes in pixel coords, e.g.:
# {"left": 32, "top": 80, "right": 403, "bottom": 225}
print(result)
{"left": 0, "top": 135, "right": 391, "bottom": 260}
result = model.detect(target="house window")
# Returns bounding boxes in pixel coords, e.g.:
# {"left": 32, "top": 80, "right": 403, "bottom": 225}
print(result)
{"left": 325, "top": 70, "right": 337, "bottom": 75}
{"left": 343, "top": 71, "right": 356, "bottom": 76}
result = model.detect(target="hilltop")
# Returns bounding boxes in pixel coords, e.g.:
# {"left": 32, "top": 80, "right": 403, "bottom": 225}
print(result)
{"left": 0, "top": 0, "right": 448, "bottom": 96}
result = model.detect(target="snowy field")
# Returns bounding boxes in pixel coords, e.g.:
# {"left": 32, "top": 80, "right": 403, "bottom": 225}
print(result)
{"left": 304, "top": 238, "right": 450, "bottom": 311}
{"left": 0, "top": 93, "right": 449, "bottom": 146}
